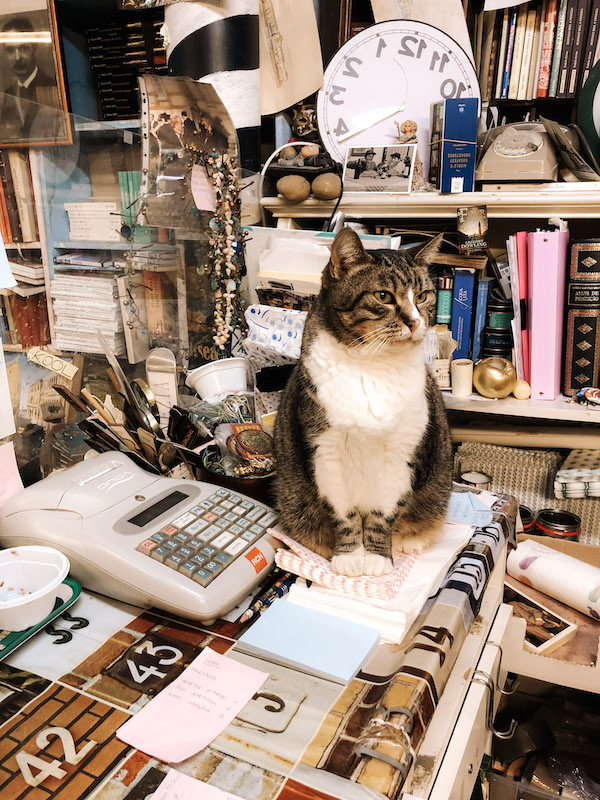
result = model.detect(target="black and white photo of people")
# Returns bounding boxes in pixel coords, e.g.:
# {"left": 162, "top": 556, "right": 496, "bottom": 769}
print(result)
{"left": 343, "top": 145, "right": 416, "bottom": 192}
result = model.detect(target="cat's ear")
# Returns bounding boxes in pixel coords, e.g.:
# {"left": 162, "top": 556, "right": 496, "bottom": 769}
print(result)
{"left": 414, "top": 234, "right": 444, "bottom": 267}
{"left": 327, "top": 228, "right": 372, "bottom": 281}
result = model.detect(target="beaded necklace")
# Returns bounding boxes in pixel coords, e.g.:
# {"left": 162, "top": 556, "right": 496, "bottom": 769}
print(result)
{"left": 193, "top": 148, "right": 246, "bottom": 354}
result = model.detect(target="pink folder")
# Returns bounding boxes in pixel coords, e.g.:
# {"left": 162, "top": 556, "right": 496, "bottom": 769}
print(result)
{"left": 527, "top": 229, "right": 569, "bottom": 401}
{"left": 515, "top": 231, "right": 530, "bottom": 383}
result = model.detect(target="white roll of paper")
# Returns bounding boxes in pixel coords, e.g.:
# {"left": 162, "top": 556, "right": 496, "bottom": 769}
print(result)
{"left": 507, "top": 538, "right": 600, "bottom": 620}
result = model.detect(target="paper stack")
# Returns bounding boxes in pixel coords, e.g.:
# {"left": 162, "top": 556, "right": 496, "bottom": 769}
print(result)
{"left": 64, "top": 201, "right": 122, "bottom": 242}
{"left": 7, "top": 259, "right": 45, "bottom": 285}
{"left": 278, "top": 522, "right": 474, "bottom": 644}
{"left": 117, "top": 246, "right": 178, "bottom": 272}
{"left": 51, "top": 271, "right": 126, "bottom": 355}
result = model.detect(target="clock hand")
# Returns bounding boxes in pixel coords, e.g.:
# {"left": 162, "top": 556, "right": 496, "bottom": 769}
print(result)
{"left": 337, "top": 104, "right": 405, "bottom": 142}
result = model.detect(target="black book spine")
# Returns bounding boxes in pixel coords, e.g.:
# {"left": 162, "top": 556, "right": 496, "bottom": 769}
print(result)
{"left": 563, "top": 239, "right": 600, "bottom": 394}
{"left": 557, "top": 0, "right": 579, "bottom": 96}
{"left": 567, "top": 0, "right": 591, "bottom": 96}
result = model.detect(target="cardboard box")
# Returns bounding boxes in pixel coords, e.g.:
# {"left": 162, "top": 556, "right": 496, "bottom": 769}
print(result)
{"left": 429, "top": 98, "right": 479, "bottom": 193}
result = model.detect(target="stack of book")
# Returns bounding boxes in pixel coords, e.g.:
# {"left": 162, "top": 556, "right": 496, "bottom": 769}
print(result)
{"left": 477, "top": 0, "right": 600, "bottom": 102}
{"left": 120, "top": 246, "right": 178, "bottom": 272}
{"left": 0, "top": 294, "right": 50, "bottom": 348}
{"left": 0, "top": 150, "right": 38, "bottom": 244}
{"left": 87, "top": 9, "right": 167, "bottom": 120}
{"left": 64, "top": 202, "right": 122, "bottom": 243}
{"left": 54, "top": 251, "right": 116, "bottom": 269}
{"left": 51, "top": 270, "right": 126, "bottom": 355}
{"left": 8, "top": 259, "right": 45, "bottom": 286}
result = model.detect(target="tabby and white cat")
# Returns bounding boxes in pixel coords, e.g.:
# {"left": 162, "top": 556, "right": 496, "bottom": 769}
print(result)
{"left": 273, "top": 228, "right": 452, "bottom": 577}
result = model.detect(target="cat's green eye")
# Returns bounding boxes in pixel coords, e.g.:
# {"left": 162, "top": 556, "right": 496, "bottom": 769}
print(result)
{"left": 374, "top": 290, "right": 394, "bottom": 304}
{"left": 415, "top": 290, "right": 430, "bottom": 303}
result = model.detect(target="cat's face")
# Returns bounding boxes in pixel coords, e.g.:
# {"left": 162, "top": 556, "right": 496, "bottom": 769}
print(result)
{"left": 321, "top": 228, "right": 439, "bottom": 352}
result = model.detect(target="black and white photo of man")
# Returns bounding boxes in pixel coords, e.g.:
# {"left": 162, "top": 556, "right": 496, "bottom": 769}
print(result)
{"left": 0, "top": 4, "right": 69, "bottom": 146}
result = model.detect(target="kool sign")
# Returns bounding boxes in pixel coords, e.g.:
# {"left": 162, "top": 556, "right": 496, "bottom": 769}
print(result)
{"left": 27, "top": 347, "right": 79, "bottom": 380}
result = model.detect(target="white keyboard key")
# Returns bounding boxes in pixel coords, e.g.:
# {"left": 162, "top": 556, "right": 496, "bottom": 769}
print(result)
{"left": 260, "top": 511, "right": 278, "bottom": 527}
{"left": 171, "top": 512, "right": 196, "bottom": 529}
{"left": 245, "top": 506, "right": 266, "bottom": 522}
{"left": 211, "top": 532, "right": 234, "bottom": 549}
{"left": 225, "top": 539, "right": 248, "bottom": 556}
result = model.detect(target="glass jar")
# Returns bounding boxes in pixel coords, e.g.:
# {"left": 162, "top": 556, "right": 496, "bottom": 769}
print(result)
{"left": 534, "top": 509, "right": 581, "bottom": 541}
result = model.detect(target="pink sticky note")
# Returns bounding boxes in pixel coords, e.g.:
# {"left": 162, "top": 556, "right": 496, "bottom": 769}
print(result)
{"left": 116, "top": 647, "right": 268, "bottom": 763}
{"left": 0, "top": 442, "right": 23, "bottom": 507}
{"left": 152, "top": 769, "right": 244, "bottom": 800}
{"left": 191, "top": 164, "right": 216, "bottom": 212}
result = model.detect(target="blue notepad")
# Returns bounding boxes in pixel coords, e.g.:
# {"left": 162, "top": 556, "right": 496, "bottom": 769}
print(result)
{"left": 235, "top": 600, "right": 380, "bottom": 684}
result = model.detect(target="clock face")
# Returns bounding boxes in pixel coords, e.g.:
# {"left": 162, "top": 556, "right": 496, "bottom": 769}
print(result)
{"left": 317, "top": 21, "right": 480, "bottom": 174}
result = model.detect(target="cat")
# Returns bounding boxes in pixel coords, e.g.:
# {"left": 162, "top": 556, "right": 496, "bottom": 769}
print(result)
{"left": 273, "top": 227, "right": 452, "bottom": 577}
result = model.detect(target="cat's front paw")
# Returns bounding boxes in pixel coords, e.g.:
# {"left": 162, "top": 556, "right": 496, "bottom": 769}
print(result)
{"left": 395, "top": 534, "right": 430, "bottom": 555}
{"left": 331, "top": 552, "right": 393, "bottom": 576}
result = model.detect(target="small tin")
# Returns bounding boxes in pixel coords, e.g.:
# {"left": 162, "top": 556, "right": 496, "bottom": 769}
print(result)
{"left": 533, "top": 509, "right": 581, "bottom": 541}
{"left": 484, "top": 328, "right": 513, "bottom": 349}
{"left": 460, "top": 471, "right": 492, "bottom": 490}
{"left": 519, "top": 505, "right": 535, "bottom": 534}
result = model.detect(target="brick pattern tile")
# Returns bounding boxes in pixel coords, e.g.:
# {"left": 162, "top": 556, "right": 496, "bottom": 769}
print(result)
{"left": 0, "top": 684, "right": 131, "bottom": 800}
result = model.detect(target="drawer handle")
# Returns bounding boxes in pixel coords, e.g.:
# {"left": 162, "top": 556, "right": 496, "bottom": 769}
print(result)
{"left": 486, "top": 641, "right": 519, "bottom": 695}
{"left": 471, "top": 669, "right": 517, "bottom": 740}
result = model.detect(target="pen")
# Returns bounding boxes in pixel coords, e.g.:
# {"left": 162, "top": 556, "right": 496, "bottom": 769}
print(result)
{"left": 238, "top": 576, "right": 296, "bottom": 623}
{"left": 235, "top": 569, "right": 292, "bottom": 623}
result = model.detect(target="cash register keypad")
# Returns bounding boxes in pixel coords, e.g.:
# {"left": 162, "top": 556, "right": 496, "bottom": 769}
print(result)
{"left": 136, "top": 488, "right": 277, "bottom": 587}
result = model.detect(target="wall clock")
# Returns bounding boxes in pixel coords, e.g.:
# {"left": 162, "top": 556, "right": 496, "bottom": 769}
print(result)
{"left": 316, "top": 20, "right": 480, "bottom": 176}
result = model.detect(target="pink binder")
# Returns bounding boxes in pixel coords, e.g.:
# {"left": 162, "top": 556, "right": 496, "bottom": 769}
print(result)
{"left": 527, "top": 229, "right": 569, "bottom": 400}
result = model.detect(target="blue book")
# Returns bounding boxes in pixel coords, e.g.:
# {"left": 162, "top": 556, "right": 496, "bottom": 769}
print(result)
{"left": 450, "top": 269, "right": 476, "bottom": 360}
{"left": 235, "top": 600, "right": 380, "bottom": 684}
{"left": 501, "top": 8, "right": 519, "bottom": 99}
{"left": 471, "top": 277, "right": 493, "bottom": 362}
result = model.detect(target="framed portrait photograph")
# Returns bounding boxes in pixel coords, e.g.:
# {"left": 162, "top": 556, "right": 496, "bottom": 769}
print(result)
{"left": 343, "top": 144, "right": 416, "bottom": 193}
{"left": 0, "top": 0, "right": 71, "bottom": 148}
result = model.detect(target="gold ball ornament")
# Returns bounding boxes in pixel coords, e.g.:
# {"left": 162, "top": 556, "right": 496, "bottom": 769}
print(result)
{"left": 473, "top": 357, "right": 517, "bottom": 399}
{"left": 311, "top": 172, "right": 342, "bottom": 200}
{"left": 276, "top": 174, "right": 311, "bottom": 202}
{"left": 512, "top": 379, "right": 531, "bottom": 400}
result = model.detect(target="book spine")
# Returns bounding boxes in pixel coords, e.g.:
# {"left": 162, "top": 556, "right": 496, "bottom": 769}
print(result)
{"left": 563, "top": 240, "right": 600, "bottom": 395}
{"left": 501, "top": 8, "right": 519, "bottom": 98}
{"left": 472, "top": 278, "right": 492, "bottom": 362}
{"left": 549, "top": 0, "right": 569, "bottom": 95}
{"left": 508, "top": 5, "right": 530, "bottom": 99}
{"left": 528, "top": 0, "right": 546, "bottom": 99}
{"left": 495, "top": 9, "right": 511, "bottom": 98}
{"left": 479, "top": 10, "right": 497, "bottom": 101}
{"left": 580, "top": 0, "right": 600, "bottom": 87}
{"left": 0, "top": 151, "right": 22, "bottom": 243}
{"left": 7, "top": 151, "right": 38, "bottom": 243}
{"left": 567, "top": 0, "right": 591, "bottom": 96}
{"left": 537, "top": 0, "right": 558, "bottom": 95}
{"left": 450, "top": 269, "right": 476, "bottom": 360}
{"left": 518, "top": 6, "right": 540, "bottom": 99}
{"left": 557, "top": 0, "right": 578, "bottom": 97}
{"left": 486, "top": 14, "right": 504, "bottom": 101}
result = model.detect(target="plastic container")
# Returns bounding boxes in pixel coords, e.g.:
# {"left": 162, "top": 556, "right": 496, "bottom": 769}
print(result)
{"left": 519, "top": 505, "right": 535, "bottom": 534}
{"left": 0, "top": 546, "right": 70, "bottom": 631}
{"left": 185, "top": 357, "right": 248, "bottom": 401}
{"left": 533, "top": 509, "right": 581, "bottom": 541}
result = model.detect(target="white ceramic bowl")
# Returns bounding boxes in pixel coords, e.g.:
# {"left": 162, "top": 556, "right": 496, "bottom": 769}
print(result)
{"left": 185, "top": 357, "right": 248, "bottom": 401}
{"left": 0, "top": 546, "right": 70, "bottom": 631}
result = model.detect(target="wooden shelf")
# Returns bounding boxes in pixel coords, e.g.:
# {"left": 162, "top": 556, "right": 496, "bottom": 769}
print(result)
{"left": 53, "top": 241, "right": 174, "bottom": 251}
{"left": 443, "top": 391, "right": 600, "bottom": 423}
{"left": 261, "top": 189, "right": 600, "bottom": 220}
{"left": 4, "top": 242, "right": 42, "bottom": 249}
{"left": 2, "top": 343, "right": 26, "bottom": 353}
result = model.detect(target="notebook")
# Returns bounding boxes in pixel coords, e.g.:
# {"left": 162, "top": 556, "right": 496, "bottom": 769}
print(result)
{"left": 234, "top": 600, "right": 380, "bottom": 684}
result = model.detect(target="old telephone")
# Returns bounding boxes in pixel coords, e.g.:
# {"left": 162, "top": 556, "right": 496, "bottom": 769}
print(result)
{"left": 475, "top": 122, "right": 571, "bottom": 184}
{"left": 0, "top": 452, "right": 278, "bottom": 624}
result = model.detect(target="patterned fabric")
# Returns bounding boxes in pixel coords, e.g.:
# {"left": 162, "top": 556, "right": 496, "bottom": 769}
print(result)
{"left": 270, "top": 528, "right": 418, "bottom": 601}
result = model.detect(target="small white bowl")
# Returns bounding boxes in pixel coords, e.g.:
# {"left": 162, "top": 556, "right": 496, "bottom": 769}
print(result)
{"left": 185, "top": 357, "right": 248, "bottom": 401}
{"left": 0, "top": 546, "right": 70, "bottom": 631}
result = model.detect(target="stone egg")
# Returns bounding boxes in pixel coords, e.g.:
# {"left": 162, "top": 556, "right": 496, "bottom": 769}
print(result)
{"left": 276, "top": 174, "right": 311, "bottom": 202}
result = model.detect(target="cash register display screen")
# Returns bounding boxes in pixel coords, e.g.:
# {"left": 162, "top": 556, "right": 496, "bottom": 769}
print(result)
{"left": 128, "top": 491, "right": 188, "bottom": 527}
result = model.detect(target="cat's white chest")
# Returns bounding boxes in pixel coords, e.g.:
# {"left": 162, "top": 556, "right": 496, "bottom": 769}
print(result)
{"left": 305, "top": 330, "right": 426, "bottom": 431}
{"left": 306, "top": 332, "right": 428, "bottom": 516}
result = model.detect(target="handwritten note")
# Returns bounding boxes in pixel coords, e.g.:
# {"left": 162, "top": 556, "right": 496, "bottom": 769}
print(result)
{"left": 116, "top": 648, "right": 268, "bottom": 763}
{"left": 447, "top": 491, "right": 494, "bottom": 528}
{"left": 152, "top": 770, "right": 244, "bottom": 800}
{"left": 191, "top": 164, "right": 216, "bottom": 212}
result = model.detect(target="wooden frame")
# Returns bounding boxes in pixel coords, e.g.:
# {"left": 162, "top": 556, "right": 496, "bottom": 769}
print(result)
{"left": 0, "top": 0, "right": 71, "bottom": 148}
{"left": 504, "top": 582, "right": 578, "bottom": 655}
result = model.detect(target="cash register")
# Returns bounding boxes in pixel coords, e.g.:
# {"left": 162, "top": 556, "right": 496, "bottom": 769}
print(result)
{"left": 0, "top": 452, "right": 278, "bottom": 624}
